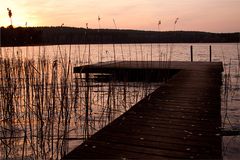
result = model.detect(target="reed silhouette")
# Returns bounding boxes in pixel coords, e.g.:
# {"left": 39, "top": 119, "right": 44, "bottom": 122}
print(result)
{"left": 7, "top": 8, "right": 13, "bottom": 27}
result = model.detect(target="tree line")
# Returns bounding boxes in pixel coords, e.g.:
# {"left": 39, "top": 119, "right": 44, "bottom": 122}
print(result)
{"left": 1, "top": 26, "right": 239, "bottom": 47}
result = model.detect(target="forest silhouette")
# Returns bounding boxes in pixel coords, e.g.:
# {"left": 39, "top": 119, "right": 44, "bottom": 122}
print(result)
{"left": 1, "top": 26, "right": 239, "bottom": 47}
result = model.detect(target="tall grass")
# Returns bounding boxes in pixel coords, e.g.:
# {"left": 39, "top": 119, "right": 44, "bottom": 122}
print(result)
{"left": 0, "top": 44, "right": 161, "bottom": 159}
{"left": 0, "top": 47, "right": 86, "bottom": 159}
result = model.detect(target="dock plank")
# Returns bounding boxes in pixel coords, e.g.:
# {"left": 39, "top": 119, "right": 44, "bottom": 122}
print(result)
{"left": 64, "top": 61, "right": 223, "bottom": 159}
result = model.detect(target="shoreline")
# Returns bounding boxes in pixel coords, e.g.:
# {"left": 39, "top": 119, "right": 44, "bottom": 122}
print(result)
{"left": 1, "top": 27, "right": 239, "bottom": 47}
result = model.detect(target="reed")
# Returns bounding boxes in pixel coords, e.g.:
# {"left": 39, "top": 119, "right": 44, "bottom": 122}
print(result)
{"left": 0, "top": 43, "right": 162, "bottom": 159}
{"left": 7, "top": 8, "right": 13, "bottom": 27}
{"left": 0, "top": 16, "right": 195, "bottom": 157}
{"left": 0, "top": 47, "right": 81, "bottom": 159}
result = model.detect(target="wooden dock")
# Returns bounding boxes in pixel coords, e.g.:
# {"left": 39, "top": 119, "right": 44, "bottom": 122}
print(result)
{"left": 64, "top": 61, "right": 223, "bottom": 159}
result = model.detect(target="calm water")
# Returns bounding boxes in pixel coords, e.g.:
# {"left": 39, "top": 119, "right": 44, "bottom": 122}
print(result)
{"left": 1, "top": 43, "right": 239, "bottom": 159}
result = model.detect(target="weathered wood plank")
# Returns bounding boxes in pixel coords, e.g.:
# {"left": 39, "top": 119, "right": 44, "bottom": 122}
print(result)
{"left": 64, "top": 61, "right": 223, "bottom": 159}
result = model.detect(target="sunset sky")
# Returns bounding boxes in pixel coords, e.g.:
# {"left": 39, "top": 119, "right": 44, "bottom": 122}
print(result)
{"left": 0, "top": 0, "right": 240, "bottom": 32}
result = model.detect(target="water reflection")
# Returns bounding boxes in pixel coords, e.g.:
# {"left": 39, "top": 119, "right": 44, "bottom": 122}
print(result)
{"left": 0, "top": 43, "right": 240, "bottom": 159}
{"left": 0, "top": 55, "right": 160, "bottom": 159}
{"left": 220, "top": 45, "right": 240, "bottom": 159}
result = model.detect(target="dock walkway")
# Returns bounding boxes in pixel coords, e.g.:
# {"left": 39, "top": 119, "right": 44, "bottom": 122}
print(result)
{"left": 64, "top": 61, "right": 223, "bottom": 159}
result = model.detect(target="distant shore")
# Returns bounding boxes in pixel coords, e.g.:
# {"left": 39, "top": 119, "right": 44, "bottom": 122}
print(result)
{"left": 1, "top": 26, "right": 239, "bottom": 47}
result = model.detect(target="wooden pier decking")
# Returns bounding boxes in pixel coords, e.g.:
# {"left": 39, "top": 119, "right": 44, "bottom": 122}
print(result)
{"left": 64, "top": 61, "right": 223, "bottom": 159}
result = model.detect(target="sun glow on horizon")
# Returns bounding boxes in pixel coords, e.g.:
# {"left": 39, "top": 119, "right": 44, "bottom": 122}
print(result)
{"left": 0, "top": 0, "right": 240, "bottom": 32}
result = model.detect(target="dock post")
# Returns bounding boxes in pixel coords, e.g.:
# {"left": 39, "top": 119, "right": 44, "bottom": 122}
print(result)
{"left": 209, "top": 45, "right": 212, "bottom": 62}
{"left": 190, "top": 45, "right": 193, "bottom": 62}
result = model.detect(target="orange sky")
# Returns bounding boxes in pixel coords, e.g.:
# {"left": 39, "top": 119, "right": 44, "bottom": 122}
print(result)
{"left": 0, "top": 0, "right": 240, "bottom": 32}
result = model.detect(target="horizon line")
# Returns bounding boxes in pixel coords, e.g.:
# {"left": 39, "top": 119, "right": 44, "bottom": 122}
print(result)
{"left": 1, "top": 25, "right": 240, "bottom": 34}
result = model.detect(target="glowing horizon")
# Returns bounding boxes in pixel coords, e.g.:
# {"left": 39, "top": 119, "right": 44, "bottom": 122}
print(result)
{"left": 0, "top": 0, "right": 240, "bottom": 33}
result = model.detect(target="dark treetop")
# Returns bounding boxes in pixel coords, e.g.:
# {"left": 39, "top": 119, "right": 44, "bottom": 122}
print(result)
{"left": 1, "top": 26, "right": 239, "bottom": 47}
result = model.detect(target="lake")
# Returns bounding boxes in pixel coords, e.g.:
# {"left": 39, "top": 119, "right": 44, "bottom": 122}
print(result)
{"left": 0, "top": 43, "right": 239, "bottom": 159}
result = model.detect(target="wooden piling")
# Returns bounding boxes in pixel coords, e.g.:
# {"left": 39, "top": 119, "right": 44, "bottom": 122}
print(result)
{"left": 190, "top": 45, "right": 193, "bottom": 62}
{"left": 209, "top": 45, "right": 212, "bottom": 62}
